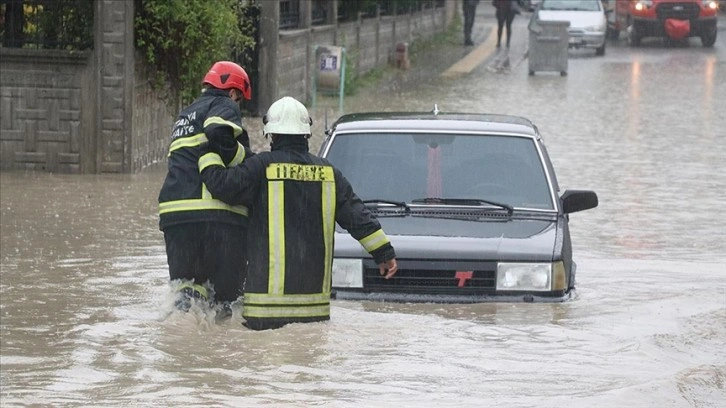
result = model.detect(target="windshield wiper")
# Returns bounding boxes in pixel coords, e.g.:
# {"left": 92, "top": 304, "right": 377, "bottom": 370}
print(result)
{"left": 363, "top": 199, "right": 411, "bottom": 215}
{"left": 411, "top": 197, "right": 513, "bottom": 216}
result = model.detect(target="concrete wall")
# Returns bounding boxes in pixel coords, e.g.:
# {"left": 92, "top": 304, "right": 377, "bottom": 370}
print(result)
{"left": 0, "top": 0, "right": 138, "bottom": 173}
{"left": 0, "top": 49, "right": 93, "bottom": 173}
{"left": 0, "top": 1, "right": 455, "bottom": 174}
{"left": 277, "top": 4, "right": 452, "bottom": 103}
{"left": 132, "top": 57, "right": 176, "bottom": 171}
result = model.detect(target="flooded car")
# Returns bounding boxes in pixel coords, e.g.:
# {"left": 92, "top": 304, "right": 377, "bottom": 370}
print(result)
{"left": 319, "top": 107, "right": 598, "bottom": 303}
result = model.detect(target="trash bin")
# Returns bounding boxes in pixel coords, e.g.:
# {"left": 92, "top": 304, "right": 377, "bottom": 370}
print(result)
{"left": 528, "top": 13, "right": 570, "bottom": 76}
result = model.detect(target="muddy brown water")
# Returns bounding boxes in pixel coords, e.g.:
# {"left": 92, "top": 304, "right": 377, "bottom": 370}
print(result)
{"left": 2, "top": 13, "right": 725, "bottom": 407}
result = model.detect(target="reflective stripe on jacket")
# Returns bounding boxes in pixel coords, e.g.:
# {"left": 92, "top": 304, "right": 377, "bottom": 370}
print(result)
{"left": 158, "top": 88, "right": 250, "bottom": 230}
{"left": 198, "top": 136, "right": 396, "bottom": 324}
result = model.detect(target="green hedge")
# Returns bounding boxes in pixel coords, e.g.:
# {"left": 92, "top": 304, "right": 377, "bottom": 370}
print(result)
{"left": 134, "top": 0, "right": 255, "bottom": 105}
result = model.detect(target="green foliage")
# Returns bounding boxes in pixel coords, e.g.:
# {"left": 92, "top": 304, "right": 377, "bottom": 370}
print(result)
{"left": 343, "top": 49, "right": 359, "bottom": 96}
{"left": 337, "top": 0, "right": 378, "bottom": 19}
{"left": 408, "top": 17, "right": 461, "bottom": 57}
{"left": 134, "top": 0, "right": 256, "bottom": 105}
{"left": 341, "top": 20, "right": 458, "bottom": 96}
{"left": 38, "top": 0, "right": 94, "bottom": 49}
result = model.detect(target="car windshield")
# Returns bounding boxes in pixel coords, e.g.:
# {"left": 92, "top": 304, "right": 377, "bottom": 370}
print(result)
{"left": 325, "top": 132, "right": 555, "bottom": 210}
{"left": 541, "top": 0, "right": 601, "bottom": 11}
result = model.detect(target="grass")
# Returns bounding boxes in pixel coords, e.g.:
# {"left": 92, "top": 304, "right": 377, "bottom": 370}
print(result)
{"left": 343, "top": 17, "right": 463, "bottom": 95}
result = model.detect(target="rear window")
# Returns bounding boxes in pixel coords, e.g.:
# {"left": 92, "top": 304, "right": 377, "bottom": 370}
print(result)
{"left": 325, "top": 133, "right": 555, "bottom": 210}
{"left": 541, "top": 0, "right": 602, "bottom": 11}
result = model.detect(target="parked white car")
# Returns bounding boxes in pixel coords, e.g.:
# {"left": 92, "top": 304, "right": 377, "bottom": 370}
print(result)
{"left": 537, "top": 0, "right": 608, "bottom": 55}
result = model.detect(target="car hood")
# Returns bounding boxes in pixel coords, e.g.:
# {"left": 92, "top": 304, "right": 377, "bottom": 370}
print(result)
{"left": 335, "top": 216, "right": 558, "bottom": 261}
{"left": 538, "top": 10, "right": 605, "bottom": 29}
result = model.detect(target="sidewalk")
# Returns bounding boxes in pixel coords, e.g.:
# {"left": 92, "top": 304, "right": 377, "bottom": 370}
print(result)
{"left": 442, "top": 1, "right": 502, "bottom": 77}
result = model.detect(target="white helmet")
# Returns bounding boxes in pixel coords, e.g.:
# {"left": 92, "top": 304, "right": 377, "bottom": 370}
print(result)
{"left": 263, "top": 96, "right": 312, "bottom": 136}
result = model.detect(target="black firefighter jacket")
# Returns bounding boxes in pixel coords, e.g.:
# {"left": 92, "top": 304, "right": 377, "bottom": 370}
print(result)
{"left": 198, "top": 136, "right": 396, "bottom": 323}
{"left": 158, "top": 88, "right": 253, "bottom": 230}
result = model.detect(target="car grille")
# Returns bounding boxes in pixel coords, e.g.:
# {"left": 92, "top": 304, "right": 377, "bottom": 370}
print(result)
{"left": 656, "top": 2, "right": 700, "bottom": 21}
{"left": 363, "top": 261, "right": 497, "bottom": 295}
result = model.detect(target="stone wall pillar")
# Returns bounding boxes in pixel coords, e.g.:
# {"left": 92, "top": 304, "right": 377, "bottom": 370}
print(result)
{"left": 92, "top": 0, "right": 134, "bottom": 173}
{"left": 326, "top": 0, "right": 338, "bottom": 25}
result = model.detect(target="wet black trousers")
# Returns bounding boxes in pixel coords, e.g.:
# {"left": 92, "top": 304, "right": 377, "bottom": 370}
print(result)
{"left": 496, "top": 10, "right": 516, "bottom": 46}
{"left": 463, "top": 3, "right": 477, "bottom": 43}
{"left": 163, "top": 222, "right": 247, "bottom": 303}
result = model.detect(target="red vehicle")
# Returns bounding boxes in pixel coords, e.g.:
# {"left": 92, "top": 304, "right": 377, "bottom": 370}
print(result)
{"left": 606, "top": 0, "right": 719, "bottom": 46}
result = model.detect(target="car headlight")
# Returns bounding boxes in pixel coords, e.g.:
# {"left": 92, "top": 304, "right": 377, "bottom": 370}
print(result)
{"left": 332, "top": 258, "right": 363, "bottom": 288}
{"left": 585, "top": 25, "right": 603, "bottom": 32}
{"left": 634, "top": 0, "right": 652, "bottom": 11}
{"left": 703, "top": 0, "right": 718, "bottom": 10}
{"left": 496, "top": 262, "right": 567, "bottom": 291}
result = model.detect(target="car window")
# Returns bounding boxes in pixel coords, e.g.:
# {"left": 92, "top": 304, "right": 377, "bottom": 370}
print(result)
{"left": 541, "top": 0, "right": 601, "bottom": 11}
{"left": 325, "top": 133, "right": 555, "bottom": 210}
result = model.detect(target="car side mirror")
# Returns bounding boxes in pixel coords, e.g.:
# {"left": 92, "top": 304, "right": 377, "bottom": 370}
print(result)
{"left": 560, "top": 190, "right": 598, "bottom": 214}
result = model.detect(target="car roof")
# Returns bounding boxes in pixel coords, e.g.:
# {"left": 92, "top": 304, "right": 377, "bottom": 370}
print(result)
{"left": 329, "top": 111, "right": 539, "bottom": 137}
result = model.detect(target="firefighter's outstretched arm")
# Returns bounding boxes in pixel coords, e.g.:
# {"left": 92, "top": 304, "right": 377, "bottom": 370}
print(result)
{"left": 334, "top": 168, "right": 398, "bottom": 278}
{"left": 198, "top": 151, "right": 257, "bottom": 205}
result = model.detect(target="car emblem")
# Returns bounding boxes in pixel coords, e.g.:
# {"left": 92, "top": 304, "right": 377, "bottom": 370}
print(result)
{"left": 673, "top": 5, "right": 684, "bottom": 10}
{"left": 454, "top": 271, "right": 473, "bottom": 287}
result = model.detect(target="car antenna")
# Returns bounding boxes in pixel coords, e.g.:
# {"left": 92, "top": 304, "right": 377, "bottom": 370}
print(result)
{"left": 432, "top": 104, "right": 440, "bottom": 115}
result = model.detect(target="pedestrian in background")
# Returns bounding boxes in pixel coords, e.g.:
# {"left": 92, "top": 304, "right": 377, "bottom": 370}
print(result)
{"left": 198, "top": 96, "right": 399, "bottom": 331}
{"left": 158, "top": 61, "right": 253, "bottom": 321}
{"left": 493, "top": 0, "right": 520, "bottom": 48}
{"left": 463, "top": 0, "right": 480, "bottom": 45}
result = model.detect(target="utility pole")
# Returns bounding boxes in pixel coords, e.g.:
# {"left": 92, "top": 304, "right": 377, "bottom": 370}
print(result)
{"left": 258, "top": 0, "right": 280, "bottom": 115}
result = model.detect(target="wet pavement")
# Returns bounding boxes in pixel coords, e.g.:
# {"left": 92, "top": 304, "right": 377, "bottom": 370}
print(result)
{"left": 1, "top": 4, "right": 725, "bottom": 407}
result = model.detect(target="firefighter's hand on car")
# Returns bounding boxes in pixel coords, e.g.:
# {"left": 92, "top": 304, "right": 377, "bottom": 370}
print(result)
{"left": 379, "top": 258, "right": 398, "bottom": 279}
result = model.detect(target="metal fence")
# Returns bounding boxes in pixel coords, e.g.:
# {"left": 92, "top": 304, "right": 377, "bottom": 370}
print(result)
{"left": 280, "top": 0, "right": 446, "bottom": 29}
{"left": 1, "top": 0, "right": 447, "bottom": 46}
{"left": 0, "top": 0, "right": 93, "bottom": 49}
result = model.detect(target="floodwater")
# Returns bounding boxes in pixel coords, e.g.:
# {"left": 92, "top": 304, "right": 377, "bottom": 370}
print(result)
{"left": 2, "top": 12, "right": 725, "bottom": 408}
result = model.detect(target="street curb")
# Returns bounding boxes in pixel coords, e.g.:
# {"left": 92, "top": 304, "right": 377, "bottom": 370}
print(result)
{"left": 441, "top": 27, "right": 498, "bottom": 77}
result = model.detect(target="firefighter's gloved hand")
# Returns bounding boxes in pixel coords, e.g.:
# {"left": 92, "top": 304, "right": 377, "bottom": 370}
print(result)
{"left": 197, "top": 143, "right": 213, "bottom": 162}
{"left": 207, "top": 126, "right": 236, "bottom": 151}
{"left": 237, "top": 129, "right": 251, "bottom": 148}
{"left": 209, "top": 134, "right": 237, "bottom": 150}
{"left": 379, "top": 258, "right": 398, "bottom": 279}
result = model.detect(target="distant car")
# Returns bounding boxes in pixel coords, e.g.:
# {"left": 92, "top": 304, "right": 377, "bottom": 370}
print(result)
{"left": 538, "top": 0, "right": 608, "bottom": 55}
{"left": 624, "top": 0, "right": 719, "bottom": 47}
{"left": 319, "top": 107, "right": 598, "bottom": 303}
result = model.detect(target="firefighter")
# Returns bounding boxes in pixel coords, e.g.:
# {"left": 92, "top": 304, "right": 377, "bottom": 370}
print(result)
{"left": 158, "top": 61, "right": 253, "bottom": 320}
{"left": 198, "top": 96, "right": 399, "bottom": 330}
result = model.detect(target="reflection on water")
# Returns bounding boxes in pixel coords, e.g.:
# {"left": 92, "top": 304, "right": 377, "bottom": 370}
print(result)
{"left": 2, "top": 22, "right": 726, "bottom": 407}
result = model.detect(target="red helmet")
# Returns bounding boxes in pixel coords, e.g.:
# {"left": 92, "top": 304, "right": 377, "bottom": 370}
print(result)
{"left": 202, "top": 61, "right": 251, "bottom": 100}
